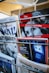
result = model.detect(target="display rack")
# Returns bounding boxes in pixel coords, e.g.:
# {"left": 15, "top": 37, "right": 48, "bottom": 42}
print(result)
{"left": 0, "top": 1, "right": 49, "bottom": 73}
{"left": 0, "top": 35, "right": 49, "bottom": 73}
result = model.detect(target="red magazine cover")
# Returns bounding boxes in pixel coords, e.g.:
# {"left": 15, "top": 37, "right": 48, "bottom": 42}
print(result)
{"left": 20, "top": 8, "right": 49, "bottom": 24}
{"left": 19, "top": 8, "right": 49, "bottom": 38}
{"left": 20, "top": 23, "right": 49, "bottom": 38}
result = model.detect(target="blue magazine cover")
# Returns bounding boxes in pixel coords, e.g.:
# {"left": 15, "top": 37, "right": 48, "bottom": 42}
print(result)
{"left": 18, "top": 38, "right": 48, "bottom": 64}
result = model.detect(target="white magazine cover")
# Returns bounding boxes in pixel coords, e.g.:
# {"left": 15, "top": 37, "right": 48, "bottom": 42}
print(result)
{"left": 0, "top": 35, "right": 18, "bottom": 59}
{"left": 0, "top": 16, "right": 18, "bottom": 36}
{"left": 16, "top": 53, "right": 49, "bottom": 73}
{"left": 0, "top": 52, "right": 16, "bottom": 73}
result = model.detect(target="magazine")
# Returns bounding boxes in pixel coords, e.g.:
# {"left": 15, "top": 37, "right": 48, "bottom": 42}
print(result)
{"left": 18, "top": 37, "right": 48, "bottom": 64}
{"left": 0, "top": 16, "right": 18, "bottom": 36}
{"left": 0, "top": 35, "right": 18, "bottom": 59}
{"left": 17, "top": 53, "right": 49, "bottom": 73}
{"left": 19, "top": 8, "right": 49, "bottom": 38}
{"left": 0, "top": 52, "right": 16, "bottom": 73}
{"left": 20, "top": 23, "right": 49, "bottom": 38}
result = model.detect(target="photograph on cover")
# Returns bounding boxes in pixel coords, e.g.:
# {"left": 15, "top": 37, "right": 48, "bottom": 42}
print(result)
{"left": 18, "top": 38, "right": 48, "bottom": 64}
{"left": 19, "top": 8, "right": 49, "bottom": 37}
{"left": 20, "top": 9, "right": 49, "bottom": 38}
{"left": 20, "top": 24, "right": 49, "bottom": 37}
{"left": 31, "top": 40, "right": 46, "bottom": 64}
{"left": 0, "top": 35, "right": 18, "bottom": 59}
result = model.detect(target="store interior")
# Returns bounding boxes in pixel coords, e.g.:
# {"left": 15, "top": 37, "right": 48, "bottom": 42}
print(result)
{"left": 0, "top": 0, "right": 49, "bottom": 73}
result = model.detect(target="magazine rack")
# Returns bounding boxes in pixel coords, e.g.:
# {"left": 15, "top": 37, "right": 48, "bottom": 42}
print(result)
{"left": 0, "top": 35, "right": 49, "bottom": 73}
{"left": 0, "top": 36, "right": 49, "bottom": 64}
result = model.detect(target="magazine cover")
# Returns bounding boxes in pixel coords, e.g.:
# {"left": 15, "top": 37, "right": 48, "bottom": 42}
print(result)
{"left": 18, "top": 39, "right": 31, "bottom": 60}
{"left": 0, "top": 35, "right": 18, "bottom": 59}
{"left": 20, "top": 23, "right": 49, "bottom": 38}
{"left": 17, "top": 53, "right": 49, "bottom": 73}
{"left": 19, "top": 8, "right": 49, "bottom": 38}
{"left": 18, "top": 37, "right": 48, "bottom": 64}
{"left": 0, "top": 52, "right": 16, "bottom": 73}
{"left": 0, "top": 16, "right": 18, "bottom": 36}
